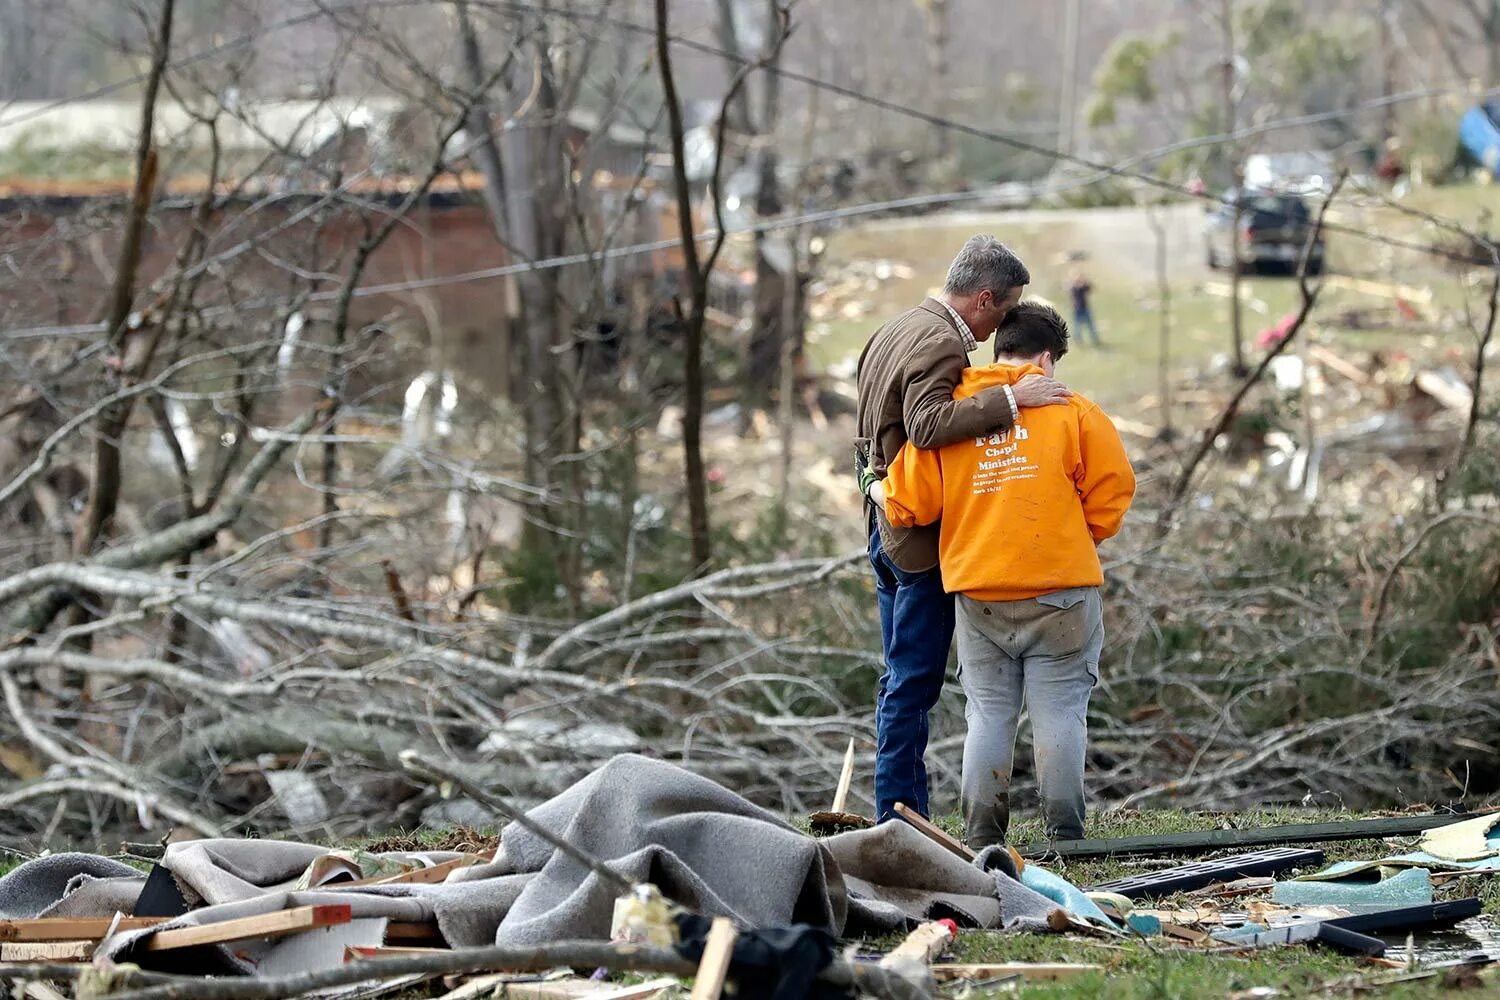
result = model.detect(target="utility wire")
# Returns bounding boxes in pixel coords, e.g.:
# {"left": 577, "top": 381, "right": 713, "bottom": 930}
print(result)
{"left": 2, "top": 0, "right": 1496, "bottom": 344}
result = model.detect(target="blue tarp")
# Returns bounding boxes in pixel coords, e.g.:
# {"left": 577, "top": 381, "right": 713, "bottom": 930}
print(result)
{"left": 1459, "top": 102, "right": 1500, "bottom": 172}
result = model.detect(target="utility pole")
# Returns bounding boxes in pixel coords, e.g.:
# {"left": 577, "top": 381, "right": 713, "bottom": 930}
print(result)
{"left": 924, "top": 0, "right": 952, "bottom": 159}
{"left": 1059, "top": 0, "right": 1082, "bottom": 155}
{"left": 1379, "top": 0, "right": 1396, "bottom": 143}
{"left": 1220, "top": 0, "right": 1247, "bottom": 377}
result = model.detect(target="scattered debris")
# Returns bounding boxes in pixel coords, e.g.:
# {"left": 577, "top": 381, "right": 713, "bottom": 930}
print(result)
{"left": 931, "top": 962, "right": 1102, "bottom": 983}
{"left": 1271, "top": 866, "right": 1433, "bottom": 908}
{"left": 893, "top": 802, "right": 976, "bottom": 862}
{"left": 808, "top": 739, "right": 873, "bottom": 833}
{"left": 1090, "top": 848, "right": 1325, "bottom": 899}
{"left": 1019, "top": 811, "right": 1489, "bottom": 859}
{"left": 0, "top": 761, "right": 1495, "bottom": 999}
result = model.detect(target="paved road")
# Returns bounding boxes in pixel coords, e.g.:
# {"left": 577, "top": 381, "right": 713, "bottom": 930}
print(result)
{"left": 852, "top": 203, "right": 1207, "bottom": 282}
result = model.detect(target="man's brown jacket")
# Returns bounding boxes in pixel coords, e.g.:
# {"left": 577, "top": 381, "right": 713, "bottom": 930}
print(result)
{"left": 855, "top": 297, "right": 1016, "bottom": 572}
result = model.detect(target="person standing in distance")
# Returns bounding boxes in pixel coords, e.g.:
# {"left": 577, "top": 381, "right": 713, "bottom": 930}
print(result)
{"left": 854, "top": 235, "right": 1071, "bottom": 822}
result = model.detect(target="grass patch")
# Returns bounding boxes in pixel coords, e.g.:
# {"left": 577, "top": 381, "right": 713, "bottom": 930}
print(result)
{"left": 864, "top": 807, "right": 1500, "bottom": 996}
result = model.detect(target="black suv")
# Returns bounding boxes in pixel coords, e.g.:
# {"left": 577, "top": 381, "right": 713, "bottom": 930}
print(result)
{"left": 1204, "top": 189, "right": 1326, "bottom": 275}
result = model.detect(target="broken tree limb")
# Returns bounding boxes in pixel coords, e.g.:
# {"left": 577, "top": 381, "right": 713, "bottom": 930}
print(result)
{"left": 0, "top": 673, "right": 222, "bottom": 837}
{"left": 78, "top": 939, "right": 930, "bottom": 1000}
{"left": 533, "top": 552, "right": 861, "bottom": 668}
{"left": 1018, "top": 810, "right": 1493, "bottom": 859}
{"left": 5, "top": 405, "right": 325, "bottom": 636}
{"left": 398, "top": 750, "right": 634, "bottom": 895}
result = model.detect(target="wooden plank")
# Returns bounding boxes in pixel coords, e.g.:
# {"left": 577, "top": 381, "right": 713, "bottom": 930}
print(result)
{"left": 1307, "top": 345, "right": 1369, "bottom": 385}
{"left": 384, "top": 920, "right": 443, "bottom": 944}
{"left": 143, "top": 904, "right": 352, "bottom": 952}
{"left": 351, "top": 854, "right": 486, "bottom": 887}
{"left": 345, "top": 945, "right": 451, "bottom": 960}
{"left": 1016, "top": 811, "right": 1494, "bottom": 860}
{"left": 688, "top": 918, "right": 737, "bottom": 1000}
{"left": 1161, "top": 922, "right": 1210, "bottom": 946}
{"left": 830, "top": 739, "right": 855, "bottom": 814}
{"left": 0, "top": 940, "right": 94, "bottom": 962}
{"left": 879, "top": 921, "right": 953, "bottom": 971}
{"left": 437, "top": 972, "right": 514, "bottom": 1000}
{"left": 893, "top": 803, "right": 976, "bottom": 862}
{"left": 500, "top": 979, "right": 678, "bottom": 999}
{"left": 0, "top": 916, "right": 168, "bottom": 942}
{"left": 18, "top": 981, "right": 72, "bottom": 1000}
{"left": 933, "top": 963, "right": 1103, "bottom": 983}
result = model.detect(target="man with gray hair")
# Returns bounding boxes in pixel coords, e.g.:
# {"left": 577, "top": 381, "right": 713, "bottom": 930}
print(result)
{"left": 855, "top": 234, "right": 1071, "bottom": 823}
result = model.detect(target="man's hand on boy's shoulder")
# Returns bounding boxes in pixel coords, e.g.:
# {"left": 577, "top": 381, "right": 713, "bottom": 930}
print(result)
{"left": 1012, "top": 373, "right": 1072, "bottom": 407}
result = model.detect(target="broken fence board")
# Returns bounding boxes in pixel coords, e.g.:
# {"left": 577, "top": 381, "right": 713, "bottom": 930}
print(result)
{"left": 437, "top": 972, "right": 515, "bottom": 1000}
{"left": 893, "top": 803, "right": 976, "bottom": 862}
{"left": 346, "top": 853, "right": 489, "bottom": 887}
{"left": 830, "top": 739, "right": 855, "bottom": 814}
{"left": 0, "top": 916, "right": 167, "bottom": 941}
{"left": 688, "top": 918, "right": 737, "bottom": 1000}
{"left": 143, "top": 904, "right": 353, "bottom": 952}
{"left": 18, "top": 982, "right": 71, "bottom": 1000}
{"left": 1161, "top": 923, "right": 1211, "bottom": 945}
{"left": 0, "top": 940, "right": 94, "bottom": 962}
{"left": 384, "top": 920, "right": 443, "bottom": 944}
{"left": 1017, "top": 812, "right": 1493, "bottom": 860}
{"left": 932, "top": 963, "right": 1103, "bottom": 983}
{"left": 500, "top": 979, "right": 679, "bottom": 999}
{"left": 345, "top": 945, "right": 451, "bottom": 960}
{"left": 879, "top": 921, "right": 952, "bottom": 971}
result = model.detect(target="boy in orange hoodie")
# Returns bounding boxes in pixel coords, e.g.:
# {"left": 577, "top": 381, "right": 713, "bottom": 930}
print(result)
{"left": 863, "top": 302, "right": 1135, "bottom": 845}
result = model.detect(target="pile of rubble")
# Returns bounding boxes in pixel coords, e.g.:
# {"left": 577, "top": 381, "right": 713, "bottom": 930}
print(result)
{"left": 0, "top": 754, "right": 1495, "bottom": 999}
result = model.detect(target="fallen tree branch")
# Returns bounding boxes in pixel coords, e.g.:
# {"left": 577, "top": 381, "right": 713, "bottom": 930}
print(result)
{"left": 88, "top": 938, "right": 928, "bottom": 1000}
{"left": 400, "top": 749, "right": 634, "bottom": 893}
{"left": 535, "top": 550, "right": 862, "bottom": 667}
{"left": 1362, "top": 509, "right": 1500, "bottom": 653}
{"left": 0, "top": 674, "right": 220, "bottom": 836}
{"left": 5, "top": 406, "right": 325, "bottom": 636}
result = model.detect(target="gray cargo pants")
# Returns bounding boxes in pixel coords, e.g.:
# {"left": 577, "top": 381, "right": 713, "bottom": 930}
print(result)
{"left": 954, "top": 587, "right": 1103, "bottom": 847}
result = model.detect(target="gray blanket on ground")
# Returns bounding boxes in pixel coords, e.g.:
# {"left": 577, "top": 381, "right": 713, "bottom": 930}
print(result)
{"left": 0, "top": 754, "right": 1064, "bottom": 968}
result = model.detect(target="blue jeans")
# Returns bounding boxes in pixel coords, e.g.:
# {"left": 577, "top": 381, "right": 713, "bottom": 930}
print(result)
{"left": 868, "top": 524, "right": 955, "bottom": 822}
{"left": 1074, "top": 308, "right": 1101, "bottom": 346}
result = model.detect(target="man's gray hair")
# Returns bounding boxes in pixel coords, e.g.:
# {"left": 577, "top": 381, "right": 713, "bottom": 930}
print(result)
{"left": 943, "top": 235, "right": 1031, "bottom": 297}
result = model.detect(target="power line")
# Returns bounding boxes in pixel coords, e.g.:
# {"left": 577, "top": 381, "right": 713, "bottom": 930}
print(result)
{"left": 361, "top": 0, "right": 1492, "bottom": 268}
{"left": 1, "top": 187, "right": 1006, "bottom": 340}
{"left": 2, "top": 0, "right": 1494, "bottom": 343}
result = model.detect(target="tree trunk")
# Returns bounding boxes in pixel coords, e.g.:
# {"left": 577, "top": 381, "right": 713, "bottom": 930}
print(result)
{"left": 656, "top": 0, "right": 713, "bottom": 575}
{"left": 72, "top": 0, "right": 176, "bottom": 562}
{"left": 454, "top": 1, "right": 520, "bottom": 403}
{"left": 739, "top": 0, "right": 787, "bottom": 420}
{"left": 1149, "top": 203, "right": 1174, "bottom": 438}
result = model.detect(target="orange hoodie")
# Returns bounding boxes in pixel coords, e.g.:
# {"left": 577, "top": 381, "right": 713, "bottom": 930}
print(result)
{"left": 881, "top": 363, "right": 1136, "bottom": 601}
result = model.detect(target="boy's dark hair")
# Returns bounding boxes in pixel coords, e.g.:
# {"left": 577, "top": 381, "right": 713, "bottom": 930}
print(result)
{"left": 994, "top": 300, "right": 1070, "bottom": 362}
